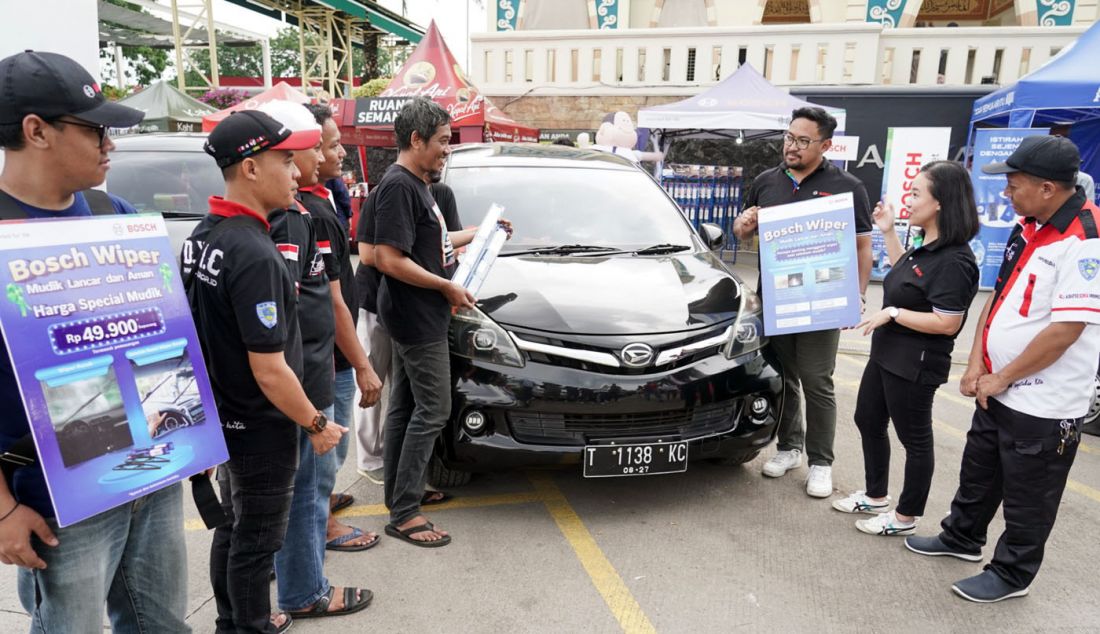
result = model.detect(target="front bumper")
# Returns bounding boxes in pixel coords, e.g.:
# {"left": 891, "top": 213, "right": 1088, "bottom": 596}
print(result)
{"left": 441, "top": 346, "right": 783, "bottom": 472}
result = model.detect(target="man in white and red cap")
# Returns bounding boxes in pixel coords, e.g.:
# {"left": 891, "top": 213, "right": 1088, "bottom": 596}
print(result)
{"left": 183, "top": 107, "right": 345, "bottom": 633}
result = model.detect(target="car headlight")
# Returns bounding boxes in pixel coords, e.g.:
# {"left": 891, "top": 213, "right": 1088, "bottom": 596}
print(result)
{"left": 722, "top": 286, "right": 766, "bottom": 358}
{"left": 450, "top": 307, "right": 525, "bottom": 368}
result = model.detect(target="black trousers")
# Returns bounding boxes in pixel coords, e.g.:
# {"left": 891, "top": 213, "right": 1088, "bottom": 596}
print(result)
{"left": 853, "top": 359, "right": 939, "bottom": 517}
{"left": 211, "top": 445, "right": 299, "bottom": 633}
{"left": 939, "top": 398, "right": 1080, "bottom": 588}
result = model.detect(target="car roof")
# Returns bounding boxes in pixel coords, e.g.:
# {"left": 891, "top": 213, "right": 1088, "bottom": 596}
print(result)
{"left": 445, "top": 143, "right": 641, "bottom": 171}
{"left": 111, "top": 132, "right": 208, "bottom": 152}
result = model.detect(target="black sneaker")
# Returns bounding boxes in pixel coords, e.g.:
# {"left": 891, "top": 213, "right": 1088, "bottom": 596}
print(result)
{"left": 904, "top": 535, "right": 982, "bottom": 562}
{"left": 952, "top": 570, "right": 1030, "bottom": 603}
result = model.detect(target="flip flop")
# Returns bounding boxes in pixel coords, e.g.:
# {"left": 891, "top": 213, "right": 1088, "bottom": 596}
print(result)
{"left": 330, "top": 492, "right": 354, "bottom": 513}
{"left": 325, "top": 526, "right": 380, "bottom": 552}
{"left": 421, "top": 491, "right": 452, "bottom": 506}
{"left": 384, "top": 521, "right": 452, "bottom": 548}
{"left": 287, "top": 587, "right": 373, "bottom": 620}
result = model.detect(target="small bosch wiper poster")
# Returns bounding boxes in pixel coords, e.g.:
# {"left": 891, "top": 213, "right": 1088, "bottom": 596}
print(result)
{"left": 0, "top": 213, "right": 227, "bottom": 526}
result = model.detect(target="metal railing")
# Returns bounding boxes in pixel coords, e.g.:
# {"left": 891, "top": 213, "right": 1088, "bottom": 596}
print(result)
{"left": 470, "top": 24, "right": 1086, "bottom": 95}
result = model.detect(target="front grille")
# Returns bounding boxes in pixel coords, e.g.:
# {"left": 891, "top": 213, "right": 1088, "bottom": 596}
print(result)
{"left": 508, "top": 400, "right": 740, "bottom": 446}
{"left": 517, "top": 328, "right": 728, "bottom": 375}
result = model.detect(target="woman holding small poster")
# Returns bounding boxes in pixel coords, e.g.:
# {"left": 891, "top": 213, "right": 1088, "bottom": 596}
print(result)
{"left": 833, "top": 161, "right": 979, "bottom": 536}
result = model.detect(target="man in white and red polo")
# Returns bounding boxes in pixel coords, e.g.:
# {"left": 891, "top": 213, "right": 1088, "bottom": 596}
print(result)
{"left": 904, "top": 135, "right": 1100, "bottom": 603}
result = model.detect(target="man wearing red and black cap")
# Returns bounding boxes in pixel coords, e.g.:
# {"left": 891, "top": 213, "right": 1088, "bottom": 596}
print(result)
{"left": 906, "top": 135, "right": 1100, "bottom": 603}
{"left": 0, "top": 51, "right": 188, "bottom": 633}
{"left": 183, "top": 109, "right": 346, "bottom": 633}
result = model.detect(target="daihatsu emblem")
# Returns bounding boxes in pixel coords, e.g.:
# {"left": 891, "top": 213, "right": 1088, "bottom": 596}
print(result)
{"left": 620, "top": 343, "right": 654, "bottom": 367}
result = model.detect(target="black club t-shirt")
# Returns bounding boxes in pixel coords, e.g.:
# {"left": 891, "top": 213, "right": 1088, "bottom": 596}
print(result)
{"left": 270, "top": 201, "right": 335, "bottom": 409}
{"left": 870, "top": 239, "right": 979, "bottom": 384}
{"left": 183, "top": 197, "right": 302, "bottom": 454}
{"left": 373, "top": 165, "right": 457, "bottom": 345}
{"left": 299, "top": 186, "right": 358, "bottom": 372}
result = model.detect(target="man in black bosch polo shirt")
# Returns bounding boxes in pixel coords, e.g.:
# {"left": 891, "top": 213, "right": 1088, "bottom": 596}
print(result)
{"left": 733, "top": 106, "right": 874, "bottom": 498}
{"left": 906, "top": 136, "right": 1100, "bottom": 603}
{"left": 184, "top": 109, "right": 345, "bottom": 633}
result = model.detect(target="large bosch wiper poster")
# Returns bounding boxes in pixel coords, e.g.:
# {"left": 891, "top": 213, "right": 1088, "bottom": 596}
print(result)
{"left": 0, "top": 214, "right": 227, "bottom": 526}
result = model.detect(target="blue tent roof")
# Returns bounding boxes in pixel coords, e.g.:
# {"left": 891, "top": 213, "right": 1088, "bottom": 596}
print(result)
{"left": 971, "top": 20, "right": 1100, "bottom": 127}
{"left": 637, "top": 63, "right": 845, "bottom": 138}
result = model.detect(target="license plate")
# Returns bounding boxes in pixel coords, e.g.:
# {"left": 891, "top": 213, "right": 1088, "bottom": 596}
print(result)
{"left": 582, "top": 440, "right": 689, "bottom": 478}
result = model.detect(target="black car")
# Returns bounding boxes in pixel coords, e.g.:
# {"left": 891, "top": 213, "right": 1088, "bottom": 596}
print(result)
{"left": 106, "top": 136, "right": 785, "bottom": 483}
{"left": 432, "top": 143, "right": 783, "bottom": 484}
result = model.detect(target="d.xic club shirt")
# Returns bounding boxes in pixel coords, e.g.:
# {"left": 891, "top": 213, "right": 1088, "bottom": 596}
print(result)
{"left": 183, "top": 197, "right": 302, "bottom": 454}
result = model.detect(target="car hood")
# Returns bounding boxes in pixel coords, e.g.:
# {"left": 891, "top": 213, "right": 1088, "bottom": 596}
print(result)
{"left": 476, "top": 251, "right": 742, "bottom": 335}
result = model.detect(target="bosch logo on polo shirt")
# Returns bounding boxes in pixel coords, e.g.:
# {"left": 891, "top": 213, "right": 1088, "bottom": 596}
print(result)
{"left": 984, "top": 191, "right": 1100, "bottom": 419}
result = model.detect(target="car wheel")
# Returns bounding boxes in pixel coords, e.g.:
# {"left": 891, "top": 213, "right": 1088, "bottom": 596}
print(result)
{"left": 1082, "top": 372, "right": 1100, "bottom": 437}
{"left": 427, "top": 454, "right": 472, "bottom": 488}
{"left": 708, "top": 450, "right": 760, "bottom": 466}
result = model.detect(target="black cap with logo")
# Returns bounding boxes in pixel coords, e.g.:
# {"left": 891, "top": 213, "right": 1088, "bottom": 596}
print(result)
{"left": 204, "top": 109, "right": 321, "bottom": 169}
{"left": 982, "top": 135, "right": 1081, "bottom": 183}
{"left": 0, "top": 50, "right": 143, "bottom": 127}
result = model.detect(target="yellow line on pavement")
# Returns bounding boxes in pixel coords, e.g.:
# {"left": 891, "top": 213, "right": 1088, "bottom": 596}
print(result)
{"left": 835, "top": 353, "right": 1098, "bottom": 456}
{"left": 833, "top": 358, "right": 1100, "bottom": 504}
{"left": 528, "top": 472, "right": 657, "bottom": 634}
{"left": 184, "top": 491, "right": 548, "bottom": 532}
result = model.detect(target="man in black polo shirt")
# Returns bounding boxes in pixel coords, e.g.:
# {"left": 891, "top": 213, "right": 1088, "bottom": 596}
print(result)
{"left": 184, "top": 110, "right": 345, "bottom": 633}
{"left": 374, "top": 98, "right": 474, "bottom": 547}
{"left": 733, "top": 106, "right": 873, "bottom": 498}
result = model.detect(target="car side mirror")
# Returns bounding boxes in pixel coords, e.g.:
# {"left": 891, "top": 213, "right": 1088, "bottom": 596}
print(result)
{"left": 699, "top": 223, "right": 724, "bottom": 250}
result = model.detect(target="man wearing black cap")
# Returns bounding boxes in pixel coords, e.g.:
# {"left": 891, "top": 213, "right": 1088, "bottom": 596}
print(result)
{"left": 0, "top": 50, "right": 189, "bottom": 633}
{"left": 183, "top": 109, "right": 345, "bottom": 633}
{"left": 905, "top": 135, "right": 1100, "bottom": 603}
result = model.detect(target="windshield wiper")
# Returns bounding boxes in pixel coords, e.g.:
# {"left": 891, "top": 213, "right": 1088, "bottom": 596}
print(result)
{"left": 499, "top": 244, "right": 621, "bottom": 257}
{"left": 633, "top": 243, "right": 691, "bottom": 255}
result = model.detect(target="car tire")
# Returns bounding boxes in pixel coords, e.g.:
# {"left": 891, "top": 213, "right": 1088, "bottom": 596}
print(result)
{"left": 1082, "top": 372, "right": 1100, "bottom": 437}
{"left": 427, "top": 454, "right": 472, "bottom": 488}
{"left": 708, "top": 450, "right": 761, "bottom": 466}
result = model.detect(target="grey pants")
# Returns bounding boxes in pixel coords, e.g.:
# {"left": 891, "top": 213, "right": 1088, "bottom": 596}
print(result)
{"left": 355, "top": 309, "right": 392, "bottom": 472}
{"left": 770, "top": 328, "right": 840, "bottom": 466}
{"left": 383, "top": 339, "right": 451, "bottom": 525}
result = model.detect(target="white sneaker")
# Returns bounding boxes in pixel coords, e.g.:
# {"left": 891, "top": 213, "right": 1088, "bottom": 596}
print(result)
{"left": 805, "top": 465, "right": 833, "bottom": 498}
{"left": 832, "top": 491, "right": 891, "bottom": 515}
{"left": 856, "top": 510, "right": 918, "bottom": 536}
{"left": 762, "top": 449, "right": 803, "bottom": 477}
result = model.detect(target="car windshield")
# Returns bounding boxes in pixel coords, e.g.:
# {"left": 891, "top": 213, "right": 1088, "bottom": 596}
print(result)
{"left": 106, "top": 150, "right": 223, "bottom": 215}
{"left": 445, "top": 166, "right": 697, "bottom": 252}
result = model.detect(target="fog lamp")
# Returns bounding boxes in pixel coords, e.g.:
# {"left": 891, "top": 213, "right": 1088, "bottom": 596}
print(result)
{"left": 464, "top": 410, "right": 487, "bottom": 434}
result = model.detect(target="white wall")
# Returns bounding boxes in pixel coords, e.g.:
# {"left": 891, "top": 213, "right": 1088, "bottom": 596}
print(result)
{"left": 0, "top": 0, "right": 100, "bottom": 77}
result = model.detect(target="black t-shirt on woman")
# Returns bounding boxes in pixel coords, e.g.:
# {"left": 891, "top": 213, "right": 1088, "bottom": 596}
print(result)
{"left": 870, "top": 239, "right": 979, "bottom": 384}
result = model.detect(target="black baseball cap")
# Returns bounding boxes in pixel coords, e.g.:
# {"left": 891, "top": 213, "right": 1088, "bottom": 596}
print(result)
{"left": 0, "top": 50, "right": 143, "bottom": 127}
{"left": 981, "top": 135, "right": 1080, "bottom": 183}
{"left": 204, "top": 110, "right": 321, "bottom": 169}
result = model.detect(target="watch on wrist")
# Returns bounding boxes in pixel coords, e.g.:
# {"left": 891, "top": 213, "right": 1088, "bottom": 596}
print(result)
{"left": 306, "top": 411, "right": 328, "bottom": 435}
{"left": 888, "top": 307, "right": 900, "bottom": 321}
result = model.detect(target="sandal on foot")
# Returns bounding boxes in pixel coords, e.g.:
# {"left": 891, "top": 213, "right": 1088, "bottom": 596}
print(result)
{"left": 330, "top": 493, "right": 354, "bottom": 513}
{"left": 384, "top": 521, "right": 451, "bottom": 548}
{"left": 271, "top": 612, "right": 292, "bottom": 633}
{"left": 421, "top": 491, "right": 452, "bottom": 506}
{"left": 287, "top": 587, "right": 373, "bottom": 620}
{"left": 325, "top": 526, "right": 380, "bottom": 552}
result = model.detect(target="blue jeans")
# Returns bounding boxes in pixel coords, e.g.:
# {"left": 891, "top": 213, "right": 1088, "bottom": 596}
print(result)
{"left": 384, "top": 340, "right": 451, "bottom": 525}
{"left": 274, "top": 405, "right": 337, "bottom": 611}
{"left": 333, "top": 368, "right": 355, "bottom": 468}
{"left": 18, "top": 484, "right": 188, "bottom": 634}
